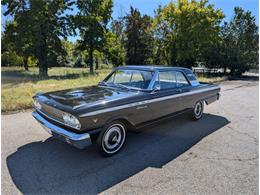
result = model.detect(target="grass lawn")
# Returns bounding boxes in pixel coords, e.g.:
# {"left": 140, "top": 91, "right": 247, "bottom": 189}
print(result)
{"left": 2, "top": 67, "right": 112, "bottom": 112}
{"left": 1, "top": 66, "right": 227, "bottom": 113}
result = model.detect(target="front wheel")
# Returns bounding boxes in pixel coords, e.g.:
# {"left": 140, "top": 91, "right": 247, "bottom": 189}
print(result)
{"left": 190, "top": 101, "right": 204, "bottom": 120}
{"left": 96, "top": 121, "right": 126, "bottom": 157}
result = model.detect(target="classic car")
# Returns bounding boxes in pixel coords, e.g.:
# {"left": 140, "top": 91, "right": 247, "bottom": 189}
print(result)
{"left": 32, "top": 66, "right": 220, "bottom": 157}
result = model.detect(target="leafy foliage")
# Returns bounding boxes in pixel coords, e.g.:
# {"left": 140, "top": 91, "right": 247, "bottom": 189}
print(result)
{"left": 1, "top": 1, "right": 258, "bottom": 77}
{"left": 2, "top": 51, "right": 23, "bottom": 67}
{"left": 227, "top": 7, "right": 259, "bottom": 75}
{"left": 203, "top": 7, "right": 259, "bottom": 76}
{"left": 124, "top": 7, "right": 154, "bottom": 65}
{"left": 104, "top": 31, "right": 125, "bottom": 67}
{"left": 153, "top": 0, "right": 224, "bottom": 68}
{"left": 74, "top": 0, "right": 113, "bottom": 74}
{"left": 2, "top": 0, "right": 73, "bottom": 77}
{"left": 1, "top": 20, "right": 33, "bottom": 70}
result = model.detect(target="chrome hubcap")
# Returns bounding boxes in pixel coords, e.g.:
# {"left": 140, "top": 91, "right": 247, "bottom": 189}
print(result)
{"left": 195, "top": 102, "right": 203, "bottom": 117}
{"left": 104, "top": 127, "right": 122, "bottom": 149}
{"left": 102, "top": 124, "right": 126, "bottom": 154}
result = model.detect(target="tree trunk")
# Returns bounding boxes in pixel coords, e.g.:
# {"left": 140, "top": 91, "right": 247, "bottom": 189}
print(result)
{"left": 89, "top": 49, "right": 94, "bottom": 74}
{"left": 39, "top": 27, "right": 48, "bottom": 78}
{"left": 95, "top": 57, "right": 99, "bottom": 70}
{"left": 39, "top": 59, "right": 48, "bottom": 78}
{"left": 39, "top": 50, "right": 48, "bottom": 78}
{"left": 23, "top": 56, "right": 29, "bottom": 71}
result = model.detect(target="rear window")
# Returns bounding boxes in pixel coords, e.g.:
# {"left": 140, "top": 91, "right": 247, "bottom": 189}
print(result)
{"left": 176, "top": 72, "right": 189, "bottom": 87}
{"left": 184, "top": 71, "right": 200, "bottom": 86}
{"left": 186, "top": 73, "right": 197, "bottom": 81}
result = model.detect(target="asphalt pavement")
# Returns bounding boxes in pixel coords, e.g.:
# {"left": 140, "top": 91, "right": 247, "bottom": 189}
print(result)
{"left": 1, "top": 79, "right": 258, "bottom": 194}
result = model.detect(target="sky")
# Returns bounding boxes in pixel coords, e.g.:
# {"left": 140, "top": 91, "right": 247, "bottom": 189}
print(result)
{"left": 1, "top": 0, "right": 259, "bottom": 42}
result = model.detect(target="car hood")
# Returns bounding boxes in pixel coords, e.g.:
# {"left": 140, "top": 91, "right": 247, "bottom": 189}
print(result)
{"left": 44, "top": 85, "right": 139, "bottom": 110}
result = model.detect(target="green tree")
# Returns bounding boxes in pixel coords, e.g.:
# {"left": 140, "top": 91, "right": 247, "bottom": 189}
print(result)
{"left": 3, "top": 0, "right": 73, "bottom": 77}
{"left": 61, "top": 40, "right": 77, "bottom": 67}
{"left": 153, "top": 0, "right": 224, "bottom": 68}
{"left": 2, "top": 21, "right": 33, "bottom": 70}
{"left": 152, "top": 5, "right": 171, "bottom": 65}
{"left": 124, "top": 7, "right": 154, "bottom": 65}
{"left": 102, "top": 18, "right": 126, "bottom": 66}
{"left": 203, "top": 22, "right": 231, "bottom": 74}
{"left": 203, "top": 7, "right": 259, "bottom": 76}
{"left": 104, "top": 31, "right": 125, "bottom": 66}
{"left": 111, "top": 18, "right": 125, "bottom": 49}
{"left": 75, "top": 0, "right": 113, "bottom": 74}
{"left": 227, "top": 7, "right": 259, "bottom": 76}
{"left": 1, "top": 51, "right": 23, "bottom": 67}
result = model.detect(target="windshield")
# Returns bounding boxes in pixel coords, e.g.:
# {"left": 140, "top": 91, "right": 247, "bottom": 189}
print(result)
{"left": 103, "top": 69, "right": 154, "bottom": 90}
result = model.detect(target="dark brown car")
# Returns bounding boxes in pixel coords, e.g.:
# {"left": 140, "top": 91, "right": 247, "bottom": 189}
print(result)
{"left": 32, "top": 66, "right": 220, "bottom": 157}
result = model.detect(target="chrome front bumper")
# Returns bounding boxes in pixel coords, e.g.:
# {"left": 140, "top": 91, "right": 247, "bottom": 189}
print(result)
{"left": 32, "top": 111, "right": 92, "bottom": 149}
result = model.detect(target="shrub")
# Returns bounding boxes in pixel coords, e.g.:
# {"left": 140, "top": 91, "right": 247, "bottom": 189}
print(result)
{"left": 2, "top": 51, "right": 23, "bottom": 67}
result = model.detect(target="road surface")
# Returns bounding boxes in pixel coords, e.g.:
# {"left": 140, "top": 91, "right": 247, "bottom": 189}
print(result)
{"left": 2, "top": 79, "right": 258, "bottom": 194}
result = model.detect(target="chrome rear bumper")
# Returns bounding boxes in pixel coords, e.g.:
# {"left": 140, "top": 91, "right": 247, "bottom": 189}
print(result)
{"left": 32, "top": 111, "right": 92, "bottom": 149}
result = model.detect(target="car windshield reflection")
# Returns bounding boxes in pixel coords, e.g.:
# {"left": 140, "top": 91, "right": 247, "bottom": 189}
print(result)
{"left": 102, "top": 69, "right": 154, "bottom": 90}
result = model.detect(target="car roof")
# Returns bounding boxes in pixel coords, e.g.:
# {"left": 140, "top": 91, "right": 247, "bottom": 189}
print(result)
{"left": 115, "top": 65, "right": 192, "bottom": 73}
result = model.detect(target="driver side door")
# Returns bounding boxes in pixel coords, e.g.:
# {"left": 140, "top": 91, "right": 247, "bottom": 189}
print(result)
{"left": 148, "top": 70, "right": 184, "bottom": 119}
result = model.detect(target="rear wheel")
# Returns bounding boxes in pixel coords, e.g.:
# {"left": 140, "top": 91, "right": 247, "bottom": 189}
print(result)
{"left": 190, "top": 101, "right": 204, "bottom": 120}
{"left": 96, "top": 121, "right": 126, "bottom": 157}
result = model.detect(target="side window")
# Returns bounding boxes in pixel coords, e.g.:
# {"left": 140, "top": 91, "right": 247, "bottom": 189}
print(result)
{"left": 158, "top": 71, "right": 177, "bottom": 89}
{"left": 176, "top": 72, "right": 189, "bottom": 87}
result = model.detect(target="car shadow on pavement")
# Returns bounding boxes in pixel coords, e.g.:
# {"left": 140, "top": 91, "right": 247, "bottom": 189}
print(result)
{"left": 6, "top": 113, "right": 229, "bottom": 194}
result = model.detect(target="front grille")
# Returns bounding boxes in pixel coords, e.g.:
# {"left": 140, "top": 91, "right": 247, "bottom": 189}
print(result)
{"left": 39, "top": 102, "right": 65, "bottom": 123}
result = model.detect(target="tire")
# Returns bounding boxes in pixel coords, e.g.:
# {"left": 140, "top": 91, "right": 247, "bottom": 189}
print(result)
{"left": 96, "top": 121, "right": 127, "bottom": 157}
{"left": 190, "top": 101, "right": 204, "bottom": 120}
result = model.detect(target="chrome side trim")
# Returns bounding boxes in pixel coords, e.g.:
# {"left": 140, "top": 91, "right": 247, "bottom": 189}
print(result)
{"left": 79, "top": 86, "right": 220, "bottom": 117}
{"left": 32, "top": 111, "right": 90, "bottom": 141}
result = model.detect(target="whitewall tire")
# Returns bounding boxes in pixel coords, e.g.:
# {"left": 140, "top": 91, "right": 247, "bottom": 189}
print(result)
{"left": 97, "top": 121, "right": 126, "bottom": 157}
{"left": 191, "top": 101, "right": 204, "bottom": 120}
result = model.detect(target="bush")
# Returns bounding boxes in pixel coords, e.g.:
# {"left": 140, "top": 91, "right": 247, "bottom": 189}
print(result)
{"left": 28, "top": 56, "right": 38, "bottom": 67}
{"left": 2, "top": 51, "right": 23, "bottom": 67}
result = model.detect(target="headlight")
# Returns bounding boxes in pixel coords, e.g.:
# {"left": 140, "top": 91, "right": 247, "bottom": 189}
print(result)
{"left": 62, "top": 113, "right": 81, "bottom": 130}
{"left": 33, "top": 99, "right": 42, "bottom": 110}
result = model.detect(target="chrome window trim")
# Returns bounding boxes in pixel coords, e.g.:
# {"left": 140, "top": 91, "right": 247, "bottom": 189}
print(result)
{"left": 79, "top": 86, "right": 220, "bottom": 117}
{"left": 35, "top": 107, "right": 81, "bottom": 130}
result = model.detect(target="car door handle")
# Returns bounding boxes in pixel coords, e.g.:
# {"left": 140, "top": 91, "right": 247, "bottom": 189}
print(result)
{"left": 176, "top": 89, "right": 182, "bottom": 93}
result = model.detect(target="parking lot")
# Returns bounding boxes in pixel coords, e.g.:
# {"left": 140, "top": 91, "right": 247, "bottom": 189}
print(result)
{"left": 2, "top": 79, "right": 258, "bottom": 194}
